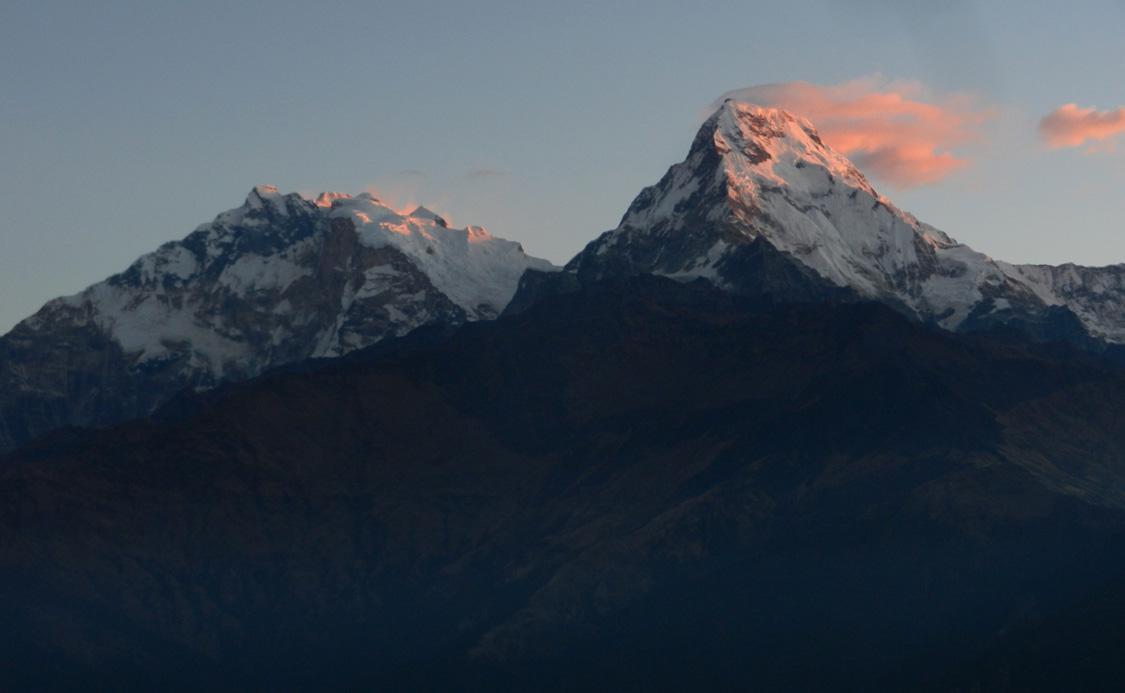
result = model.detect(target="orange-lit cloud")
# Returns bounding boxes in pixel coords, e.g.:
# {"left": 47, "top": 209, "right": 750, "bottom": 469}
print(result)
{"left": 1039, "top": 104, "right": 1125, "bottom": 150}
{"left": 714, "top": 76, "right": 993, "bottom": 189}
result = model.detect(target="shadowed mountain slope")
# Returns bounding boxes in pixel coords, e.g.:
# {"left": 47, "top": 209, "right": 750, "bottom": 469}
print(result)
{"left": 3, "top": 277, "right": 1125, "bottom": 690}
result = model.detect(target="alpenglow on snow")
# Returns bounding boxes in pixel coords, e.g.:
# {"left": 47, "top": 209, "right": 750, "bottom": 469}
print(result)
{"left": 567, "top": 99, "right": 1125, "bottom": 344}
{"left": 0, "top": 186, "right": 555, "bottom": 452}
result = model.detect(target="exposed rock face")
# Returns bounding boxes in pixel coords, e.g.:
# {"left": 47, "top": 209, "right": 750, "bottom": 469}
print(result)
{"left": 0, "top": 187, "right": 555, "bottom": 452}
{"left": 566, "top": 100, "right": 1125, "bottom": 346}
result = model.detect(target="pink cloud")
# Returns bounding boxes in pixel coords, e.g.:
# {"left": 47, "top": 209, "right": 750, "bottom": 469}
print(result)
{"left": 714, "top": 76, "right": 994, "bottom": 189}
{"left": 1039, "top": 104, "right": 1125, "bottom": 150}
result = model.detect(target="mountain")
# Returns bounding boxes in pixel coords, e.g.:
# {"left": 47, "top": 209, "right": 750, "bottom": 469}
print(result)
{"left": 565, "top": 99, "right": 1125, "bottom": 346}
{"left": 4, "top": 276, "right": 1125, "bottom": 691}
{"left": 0, "top": 186, "right": 554, "bottom": 452}
{"left": 8, "top": 101, "right": 1125, "bottom": 455}
{"left": 5, "top": 101, "right": 1125, "bottom": 690}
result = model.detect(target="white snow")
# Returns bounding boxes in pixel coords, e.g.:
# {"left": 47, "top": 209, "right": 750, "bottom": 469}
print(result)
{"left": 216, "top": 253, "right": 312, "bottom": 294}
{"left": 247, "top": 185, "right": 289, "bottom": 215}
{"left": 19, "top": 186, "right": 559, "bottom": 384}
{"left": 587, "top": 99, "right": 1125, "bottom": 341}
{"left": 354, "top": 264, "right": 401, "bottom": 301}
{"left": 84, "top": 281, "right": 249, "bottom": 375}
{"left": 326, "top": 194, "right": 555, "bottom": 316}
{"left": 997, "top": 261, "right": 1125, "bottom": 341}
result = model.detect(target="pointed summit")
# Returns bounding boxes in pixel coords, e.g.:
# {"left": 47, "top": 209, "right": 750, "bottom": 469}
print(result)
{"left": 565, "top": 99, "right": 1125, "bottom": 346}
{"left": 409, "top": 205, "right": 449, "bottom": 227}
{"left": 566, "top": 98, "right": 922, "bottom": 292}
{"left": 704, "top": 100, "right": 876, "bottom": 195}
{"left": 245, "top": 185, "right": 289, "bottom": 212}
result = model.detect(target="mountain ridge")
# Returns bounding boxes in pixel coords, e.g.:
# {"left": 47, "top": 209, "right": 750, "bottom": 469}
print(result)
{"left": 6, "top": 100, "right": 1125, "bottom": 454}
{"left": 0, "top": 186, "right": 553, "bottom": 452}
{"left": 5, "top": 101, "right": 1125, "bottom": 687}
{"left": 566, "top": 99, "right": 1125, "bottom": 345}
{"left": 4, "top": 275, "right": 1125, "bottom": 689}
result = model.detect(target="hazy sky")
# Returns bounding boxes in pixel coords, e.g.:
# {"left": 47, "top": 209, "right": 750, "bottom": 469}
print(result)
{"left": 3, "top": 0, "right": 1124, "bottom": 333}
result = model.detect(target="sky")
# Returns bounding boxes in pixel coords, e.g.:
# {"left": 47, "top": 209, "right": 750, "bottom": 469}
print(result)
{"left": 2, "top": 0, "right": 1124, "bottom": 334}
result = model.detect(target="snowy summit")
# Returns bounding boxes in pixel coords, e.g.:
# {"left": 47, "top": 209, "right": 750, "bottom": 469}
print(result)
{"left": 569, "top": 100, "right": 1125, "bottom": 344}
{"left": 0, "top": 187, "right": 555, "bottom": 450}
{"left": 43, "top": 186, "right": 555, "bottom": 376}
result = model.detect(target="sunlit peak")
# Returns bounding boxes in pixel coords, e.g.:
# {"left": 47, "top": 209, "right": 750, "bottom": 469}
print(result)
{"left": 315, "top": 191, "right": 349, "bottom": 207}
{"left": 467, "top": 225, "right": 492, "bottom": 242}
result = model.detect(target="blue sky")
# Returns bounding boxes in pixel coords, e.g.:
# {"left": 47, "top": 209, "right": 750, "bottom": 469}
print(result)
{"left": 2, "top": 0, "right": 1124, "bottom": 333}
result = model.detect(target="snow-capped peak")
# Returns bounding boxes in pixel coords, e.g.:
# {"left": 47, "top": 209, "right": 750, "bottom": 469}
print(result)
{"left": 709, "top": 100, "right": 878, "bottom": 198}
{"left": 408, "top": 205, "right": 449, "bottom": 227}
{"left": 0, "top": 184, "right": 563, "bottom": 451}
{"left": 569, "top": 99, "right": 1125, "bottom": 344}
{"left": 571, "top": 99, "right": 948, "bottom": 291}
{"left": 211, "top": 185, "right": 307, "bottom": 227}
{"left": 17, "top": 188, "right": 556, "bottom": 390}
{"left": 321, "top": 192, "right": 553, "bottom": 316}
{"left": 315, "top": 191, "right": 349, "bottom": 207}
{"left": 249, "top": 184, "right": 282, "bottom": 202}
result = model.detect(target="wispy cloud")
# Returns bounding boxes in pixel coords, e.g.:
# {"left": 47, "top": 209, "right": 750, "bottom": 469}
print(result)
{"left": 714, "top": 76, "right": 994, "bottom": 189}
{"left": 399, "top": 169, "right": 428, "bottom": 179}
{"left": 1039, "top": 104, "right": 1125, "bottom": 151}
{"left": 467, "top": 167, "right": 508, "bottom": 179}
